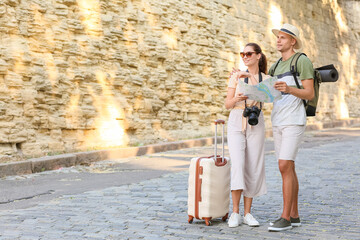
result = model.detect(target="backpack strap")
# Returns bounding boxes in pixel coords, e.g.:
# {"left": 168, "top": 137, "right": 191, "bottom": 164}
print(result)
{"left": 244, "top": 71, "right": 263, "bottom": 109}
{"left": 269, "top": 58, "right": 282, "bottom": 77}
{"left": 244, "top": 71, "right": 263, "bottom": 84}
{"left": 290, "top": 52, "right": 307, "bottom": 107}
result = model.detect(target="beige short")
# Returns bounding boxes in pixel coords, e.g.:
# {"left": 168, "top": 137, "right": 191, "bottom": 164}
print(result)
{"left": 272, "top": 125, "right": 306, "bottom": 161}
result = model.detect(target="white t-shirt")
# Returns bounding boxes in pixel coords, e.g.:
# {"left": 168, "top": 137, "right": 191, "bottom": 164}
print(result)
{"left": 271, "top": 73, "right": 307, "bottom": 126}
{"left": 269, "top": 54, "right": 314, "bottom": 126}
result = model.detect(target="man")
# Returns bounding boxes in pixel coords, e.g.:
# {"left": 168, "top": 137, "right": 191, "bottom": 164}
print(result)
{"left": 267, "top": 23, "right": 315, "bottom": 232}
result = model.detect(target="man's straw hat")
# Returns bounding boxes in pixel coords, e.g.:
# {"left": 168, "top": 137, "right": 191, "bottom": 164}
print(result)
{"left": 272, "top": 23, "right": 302, "bottom": 49}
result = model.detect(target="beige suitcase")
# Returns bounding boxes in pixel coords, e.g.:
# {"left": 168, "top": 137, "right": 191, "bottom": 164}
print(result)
{"left": 187, "top": 119, "right": 230, "bottom": 226}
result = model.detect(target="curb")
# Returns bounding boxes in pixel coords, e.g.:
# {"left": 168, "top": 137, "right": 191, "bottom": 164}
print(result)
{"left": 1, "top": 118, "right": 359, "bottom": 178}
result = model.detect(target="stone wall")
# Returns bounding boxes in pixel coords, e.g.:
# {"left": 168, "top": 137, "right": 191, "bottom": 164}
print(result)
{"left": 0, "top": 0, "right": 359, "bottom": 161}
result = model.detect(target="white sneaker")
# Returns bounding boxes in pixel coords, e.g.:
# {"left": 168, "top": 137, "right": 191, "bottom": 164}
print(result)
{"left": 228, "top": 212, "right": 241, "bottom": 228}
{"left": 243, "top": 213, "right": 260, "bottom": 227}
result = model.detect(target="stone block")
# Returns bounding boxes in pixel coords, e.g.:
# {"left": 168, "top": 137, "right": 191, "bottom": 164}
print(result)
{"left": 21, "top": 142, "right": 43, "bottom": 156}
{"left": 0, "top": 160, "right": 32, "bottom": 177}
{"left": 23, "top": 103, "right": 35, "bottom": 117}
{"left": 6, "top": 104, "right": 23, "bottom": 117}
{"left": 0, "top": 58, "right": 8, "bottom": 74}
{"left": 31, "top": 153, "right": 76, "bottom": 173}
{"left": 33, "top": 75, "right": 52, "bottom": 91}
{"left": 75, "top": 151, "right": 107, "bottom": 166}
{"left": 0, "top": 5, "right": 5, "bottom": 16}
{"left": 131, "top": 75, "right": 143, "bottom": 86}
{"left": 9, "top": 128, "right": 27, "bottom": 143}
{"left": 49, "top": 116, "right": 66, "bottom": 129}
{"left": 101, "top": 14, "right": 113, "bottom": 23}
{"left": 0, "top": 142, "right": 12, "bottom": 155}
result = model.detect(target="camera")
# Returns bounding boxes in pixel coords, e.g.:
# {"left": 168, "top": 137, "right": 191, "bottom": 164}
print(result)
{"left": 243, "top": 106, "right": 261, "bottom": 126}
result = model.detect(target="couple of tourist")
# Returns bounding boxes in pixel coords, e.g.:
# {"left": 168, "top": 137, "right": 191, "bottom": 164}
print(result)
{"left": 225, "top": 23, "right": 315, "bottom": 232}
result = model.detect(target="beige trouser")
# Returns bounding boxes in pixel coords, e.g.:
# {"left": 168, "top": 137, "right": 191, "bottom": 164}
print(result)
{"left": 227, "top": 109, "right": 267, "bottom": 198}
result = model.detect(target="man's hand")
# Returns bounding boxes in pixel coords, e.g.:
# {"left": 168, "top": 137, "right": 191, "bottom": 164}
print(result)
{"left": 274, "top": 81, "right": 291, "bottom": 93}
{"left": 273, "top": 79, "right": 314, "bottom": 100}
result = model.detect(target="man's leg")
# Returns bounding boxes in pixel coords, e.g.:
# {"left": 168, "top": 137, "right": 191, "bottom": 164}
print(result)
{"left": 290, "top": 166, "right": 299, "bottom": 218}
{"left": 278, "top": 160, "right": 296, "bottom": 221}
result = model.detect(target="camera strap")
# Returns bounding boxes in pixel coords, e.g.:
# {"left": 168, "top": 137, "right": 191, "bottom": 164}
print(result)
{"left": 244, "top": 71, "right": 263, "bottom": 109}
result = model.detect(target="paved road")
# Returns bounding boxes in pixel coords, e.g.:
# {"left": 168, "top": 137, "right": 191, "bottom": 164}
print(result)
{"left": 0, "top": 126, "right": 359, "bottom": 239}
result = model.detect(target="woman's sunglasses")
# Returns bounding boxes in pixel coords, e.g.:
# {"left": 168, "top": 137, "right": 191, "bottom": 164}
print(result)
{"left": 240, "top": 52, "right": 256, "bottom": 58}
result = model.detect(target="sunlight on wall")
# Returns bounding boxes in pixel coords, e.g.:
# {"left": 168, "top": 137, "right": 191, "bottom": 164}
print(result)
{"left": 77, "top": 0, "right": 103, "bottom": 38}
{"left": 338, "top": 44, "right": 352, "bottom": 85}
{"left": 98, "top": 105, "right": 127, "bottom": 146}
{"left": 124, "top": 21, "right": 138, "bottom": 48}
{"left": 162, "top": 29, "right": 178, "bottom": 49}
{"left": 334, "top": 43, "right": 359, "bottom": 119}
{"left": 323, "top": 0, "right": 348, "bottom": 33}
{"left": 85, "top": 71, "right": 129, "bottom": 147}
{"left": 202, "top": 65, "right": 210, "bottom": 78}
{"left": 335, "top": 89, "right": 349, "bottom": 119}
{"left": 300, "top": 25, "right": 318, "bottom": 57}
{"left": 238, "top": 40, "right": 246, "bottom": 71}
{"left": 227, "top": 53, "right": 235, "bottom": 71}
{"left": 28, "top": 6, "right": 58, "bottom": 87}
{"left": 142, "top": 1, "right": 158, "bottom": 29}
{"left": 34, "top": 9, "right": 55, "bottom": 50}
{"left": 269, "top": 4, "right": 282, "bottom": 29}
{"left": 343, "top": 47, "right": 357, "bottom": 88}
{"left": 44, "top": 53, "right": 58, "bottom": 86}
{"left": 65, "top": 86, "right": 81, "bottom": 127}
{"left": 146, "top": 13, "right": 158, "bottom": 29}
{"left": 180, "top": 82, "right": 189, "bottom": 92}
{"left": 10, "top": 40, "right": 26, "bottom": 78}
{"left": 267, "top": 2, "right": 283, "bottom": 57}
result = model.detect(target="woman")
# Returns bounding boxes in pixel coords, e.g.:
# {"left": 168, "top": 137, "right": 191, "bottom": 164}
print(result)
{"left": 225, "top": 43, "right": 269, "bottom": 228}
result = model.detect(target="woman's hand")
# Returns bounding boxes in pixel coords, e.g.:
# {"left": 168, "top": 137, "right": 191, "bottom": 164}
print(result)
{"left": 225, "top": 88, "right": 248, "bottom": 109}
{"left": 231, "top": 68, "right": 251, "bottom": 79}
{"left": 234, "top": 93, "right": 248, "bottom": 102}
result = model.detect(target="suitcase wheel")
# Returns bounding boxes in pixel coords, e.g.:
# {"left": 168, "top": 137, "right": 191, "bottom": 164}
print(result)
{"left": 204, "top": 218, "right": 211, "bottom": 226}
{"left": 188, "top": 216, "right": 194, "bottom": 224}
{"left": 222, "top": 213, "right": 229, "bottom": 222}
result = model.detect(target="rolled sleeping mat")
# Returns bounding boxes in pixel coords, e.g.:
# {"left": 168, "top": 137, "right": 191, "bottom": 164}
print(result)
{"left": 316, "top": 64, "right": 339, "bottom": 82}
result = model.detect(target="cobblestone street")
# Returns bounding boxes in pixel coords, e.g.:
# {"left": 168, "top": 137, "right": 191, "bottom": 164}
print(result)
{"left": 0, "top": 128, "right": 359, "bottom": 239}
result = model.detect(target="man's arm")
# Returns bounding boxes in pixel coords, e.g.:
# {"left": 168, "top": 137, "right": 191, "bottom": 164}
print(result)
{"left": 274, "top": 79, "right": 314, "bottom": 100}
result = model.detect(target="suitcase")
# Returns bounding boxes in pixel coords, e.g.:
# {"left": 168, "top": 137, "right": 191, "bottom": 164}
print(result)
{"left": 187, "top": 119, "right": 231, "bottom": 226}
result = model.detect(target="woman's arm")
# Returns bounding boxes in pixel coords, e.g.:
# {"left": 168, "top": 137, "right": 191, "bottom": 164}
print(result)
{"left": 225, "top": 88, "right": 248, "bottom": 109}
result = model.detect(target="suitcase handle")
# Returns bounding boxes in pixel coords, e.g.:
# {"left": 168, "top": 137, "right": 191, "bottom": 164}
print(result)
{"left": 210, "top": 155, "right": 228, "bottom": 166}
{"left": 214, "top": 119, "right": 225, "bottom": 125}
{"left": 214, "top": 119, "right": 225, "bottom": 163}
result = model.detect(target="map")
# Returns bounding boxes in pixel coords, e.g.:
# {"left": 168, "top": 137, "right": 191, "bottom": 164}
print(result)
{"left": 237, "top": 76, "right": 282, "bottom": 103}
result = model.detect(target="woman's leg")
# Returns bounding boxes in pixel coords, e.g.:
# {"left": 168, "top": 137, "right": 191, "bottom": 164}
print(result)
{"left": 227, "top": 110, "right": 246, "bottom": 214}
{"left": 244, "top": 196, "right": 253, "bottom": 215}
{"left": 243, "top": 113, "right": 267, "bottom": 198}
{"left": 232, "top": 190, "right": 243, "bottom": 213}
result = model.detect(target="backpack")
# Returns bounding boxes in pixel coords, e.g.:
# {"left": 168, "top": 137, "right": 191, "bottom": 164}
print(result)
{"left": 269, "top": 52, "right": 338, "bottom": 117}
